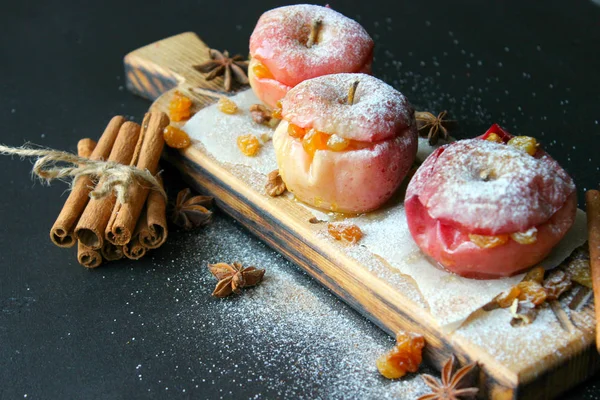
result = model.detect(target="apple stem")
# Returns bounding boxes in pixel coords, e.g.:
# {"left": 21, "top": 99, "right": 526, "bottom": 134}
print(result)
{"left": 347, "top": 80, "right": 360, "bottom": 105}
{"left": 306, "top": 19, "right": 323, "bottom": 48}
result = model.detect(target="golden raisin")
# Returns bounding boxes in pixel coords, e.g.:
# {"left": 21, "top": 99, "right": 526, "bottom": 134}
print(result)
{"left": 287, "top": 123, "right": 306, "bottom": 139}
{"left": 163, "top": 126, "right": 191, "bottom": 149}
{"left": 496, "top": 285, "right": 521, "bottom": 308}
{"left": 568, "top": 259, "right": 592, "bottom": 288}
{"left": 468, "top": 233, "right": 509, "bottom": 249}
{"left": 485, "top": 132, "right": 504, "bottom": 143}
{"left": 376, "top": 331, "right": 425, "bottom": 379}
{"left": 168, "top": 91, "right": 193, "bottom": 122}
{"left": 516, "top": 281, "right": 547, "bottom": 306}
{"left": 543, "top": 270, "right": 572, "bottom": 301}
{"left": 510, "top": 228, "right": 538, "bottom": 245}
{"left": 523, "top": 266, "right": 545, "bottom": 284}
{"left": 507, "top": 136, "right": 538, "bottom": 156}
{"left": 272, "top": 101, "right": 283, "bottom": 120}
{"left": 252, "top": 61, "right": 274, "bottom": 80}
{"left": 217, "top": 97, "right": 238, "bottom": 114}
{"left": 327, "top": 134, "right": 351, "bottom": 151}
{"left": 237, "top": 134, "right": 261, "bottom": 156}
{"left": 302, "top": 129, "right": 329, "bottom": 157}
{"left": 327, "top": 223, "right": 363, "bottom": 244}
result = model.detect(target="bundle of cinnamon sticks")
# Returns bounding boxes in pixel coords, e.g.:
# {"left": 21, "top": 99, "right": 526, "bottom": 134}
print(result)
{"left": 50, "top": 113, "right": 170, "bottom": 268}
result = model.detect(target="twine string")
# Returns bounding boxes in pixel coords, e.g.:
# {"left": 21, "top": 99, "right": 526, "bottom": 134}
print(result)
{"left": 0, "top": 144, "right": 166, "bottom": 204}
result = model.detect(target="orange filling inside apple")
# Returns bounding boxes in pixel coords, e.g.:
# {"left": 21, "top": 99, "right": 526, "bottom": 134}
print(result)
{"left": 468, "top": 227, "right": 538, "bottom": 248}
{"left": 286, "top": 123, "right": 372, "bottom": 157}
{"left": 251, "top": 60, "right": 275, "bottom": 80}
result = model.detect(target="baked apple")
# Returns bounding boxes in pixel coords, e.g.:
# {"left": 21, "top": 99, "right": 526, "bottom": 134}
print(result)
{"left": 249, "top": 4, "right": 373, "bottom": 108}
{"left": 273, "top": 73, "right": 417, "bottom": 213}
{"left": 405, "top": 124, "right": 577, "bottom": 279}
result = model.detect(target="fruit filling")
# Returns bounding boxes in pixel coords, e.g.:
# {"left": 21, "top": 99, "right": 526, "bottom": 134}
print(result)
{"left": 507, "top": 136, "right": 538, "bottom": 156}
{"left": 287, "top": 123, "right": 372, "bottom": 156}
{"left": 469, "top": 226, "right": 538, "bottom": 248}
{"left": 483, "top": 125, "right": 539, "bottom": 156}
{"left": 252, "top": 60, "right": 275, "bottom": 80}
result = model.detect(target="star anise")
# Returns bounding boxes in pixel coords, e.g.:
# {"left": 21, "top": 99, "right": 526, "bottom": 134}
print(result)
{"left": 418, "top": 356, "right": 478, "bottom": 400}
{"left": 415, "top": 111, "right": 455, "bottom": 146}
{"left": 265, "top": 169, "right": 286, "bottom": 197}
{"left": 194, "top": 49, "right": 249, "bottom": 92}
{"left": 208, "top": 262, "right": 265, "bottom": 298}
{"left": 171, "top": 188, "right": 213, "bottom": 230}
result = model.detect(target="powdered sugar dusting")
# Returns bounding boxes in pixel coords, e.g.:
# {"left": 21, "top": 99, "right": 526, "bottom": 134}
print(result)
{"left": 282, "top": 73, "right": 415, "bottom": 142}
{"left": 456, "top": 288, "right": 595, "bottom": 372}
{"left": 250, "top": 5, "right": 373, "bottom": 87}
{"left": 150, "top": 216, "right": 431, "bottom": 399}
{"left": 183, "top": 90, "right": 277, "bottom": 175}
{"left": 408, "top": 139, "right": 576, "bottom": 233}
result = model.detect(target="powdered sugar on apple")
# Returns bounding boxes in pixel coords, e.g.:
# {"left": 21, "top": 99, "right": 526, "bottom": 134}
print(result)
{"left": 250, "top": 5, "right": 373, "bottom": 87}
{"left": 281, "top": 73, "right": 414, "bottom": 142}
{"left": 409, "top": 139, "right": 576, "bottom": 234}
{"left": 183, "top": 89, "right": 587, "bottom": 330}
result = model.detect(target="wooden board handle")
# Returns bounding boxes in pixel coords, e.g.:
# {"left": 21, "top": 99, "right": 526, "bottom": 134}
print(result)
{"left": 123, "top": 32, "right": 222, "bottom": 101}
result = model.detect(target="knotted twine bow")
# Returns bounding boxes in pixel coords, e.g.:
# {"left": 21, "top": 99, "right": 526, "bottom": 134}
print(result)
{"left": 0, "top": 144, "right": 167, "bottom": 204}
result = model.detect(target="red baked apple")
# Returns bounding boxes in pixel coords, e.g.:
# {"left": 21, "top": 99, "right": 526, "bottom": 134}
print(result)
{"left": 249, "top": 4, "right": 373, "bottom": 108}
{"left": 405, "top": 124, "right": 577, "bottom": 279}
{"left": 273, "top": 73, "right": 417, "bottom": 213}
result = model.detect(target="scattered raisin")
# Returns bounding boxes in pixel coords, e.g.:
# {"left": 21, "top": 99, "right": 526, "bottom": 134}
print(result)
{"left": 496, "top": 285, "right": 521, "bottom": 308}
{"left": 523, "top": 266, "right": 545, "bottom": 284}
{"left": 376, "top": 331, "right": 425, "bottom": 379}
{"left": 568, "top": 259, "right": 592, "bottom": 288}
{"left": 516, "top": 281, "right": 547, "bottom": 306}
{"left": 327, "top": 223, "right": 363, "bottom": 244}
{"left": 163, "top": 126, "right": 191, "bottom": 149}
{"left": 237, "top": 134, "right": 261, "bottom": 156}
{"left": 217, "top": 97, "right": 238, "bottom": 114}
{"left": 168, "top": 91, "right": 193, "bottom": 122}
{"left": 544, "top": 270, "right": 572, "bottom": 301}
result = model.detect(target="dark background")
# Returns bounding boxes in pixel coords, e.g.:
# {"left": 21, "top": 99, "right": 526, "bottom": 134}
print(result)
{"left": 1, "top": 0, "right": 599, "bottom": 399}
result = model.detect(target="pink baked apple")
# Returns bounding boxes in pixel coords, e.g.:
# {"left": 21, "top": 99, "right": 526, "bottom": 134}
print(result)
{"left": 249, "top": 4, "right": 374, "bottom": 108}
{"left": 273, "top": 73, "right": 417, "bottom": 213}
{"left": 405, "top": 124, "right": 577, "bottom": 279}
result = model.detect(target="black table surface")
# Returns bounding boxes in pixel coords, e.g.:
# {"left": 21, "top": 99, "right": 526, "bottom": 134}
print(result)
{"left": 2, "top": 0, "right": 600, "bottom": 399}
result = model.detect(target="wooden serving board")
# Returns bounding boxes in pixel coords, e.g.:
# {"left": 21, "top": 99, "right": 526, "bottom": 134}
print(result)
{"left": 124, "top": 32, "right": 600, "bottom": 399}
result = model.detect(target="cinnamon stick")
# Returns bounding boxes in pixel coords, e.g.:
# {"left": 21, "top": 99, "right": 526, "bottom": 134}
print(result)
{"left": 139, "top": 175, "right": 168, "bottom": 249}
{"left": 101, "top": 242, "right": 125, "bottom": 261}
{"left": 585, "top": 190, "right": 600, "bottom": 352}
{"left": 77, "top": 241, "right": 102, "bottom": 268}
{"left": 106, "top": 112, "right": 169, "bottom": 245}
{"left": 75, "top": 122, "right": 141, "bottom": 249}
{"left": 77, "top": 138, "right": 97, "bottom": 159}
{"left": 50, "top": 116, "right": 125, "bottom": 247}
{"left": 123, "top": 235, "right": 146, "bottom": 260}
